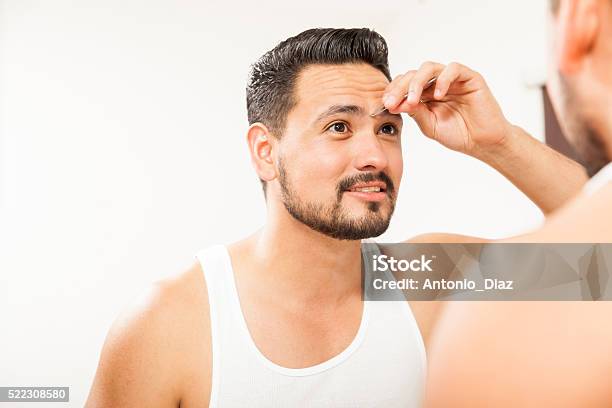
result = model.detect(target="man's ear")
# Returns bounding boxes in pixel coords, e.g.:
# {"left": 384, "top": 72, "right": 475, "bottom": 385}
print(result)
{"left": 247, "top": 123, "right": 277, "bottom": 182}
{"left": 556, "top": 0, "right": 600, "bottom": 74}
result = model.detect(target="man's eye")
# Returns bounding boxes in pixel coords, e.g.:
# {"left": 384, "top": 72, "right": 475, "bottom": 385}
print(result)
{"left": 327, "top": 122, "right": 348, "bottom": 133}
{"left": 380, "top": 123, "right": 398, "bottom": 135}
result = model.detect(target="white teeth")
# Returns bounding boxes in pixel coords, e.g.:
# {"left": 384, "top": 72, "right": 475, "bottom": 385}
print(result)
{"left": 354, "top": 186, "right": 381, "bottom": 193}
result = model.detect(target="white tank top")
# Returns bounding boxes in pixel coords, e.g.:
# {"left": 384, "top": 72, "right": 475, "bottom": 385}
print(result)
{"left": 195, "top": 243, "right": 426, "bottom": 408}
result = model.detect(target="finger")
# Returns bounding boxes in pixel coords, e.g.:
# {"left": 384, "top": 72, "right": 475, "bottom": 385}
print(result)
{"left": 389, "top": 98, "right": 433, "bottom": 134}
{"left": 432, "top": 62, "right": 472, "bottom": 100}
{"left": 387, "top": 76, "right": 439, "bottom": 114}
{"left": 382, "top": 74, "right": 405, "bottom": 106}
{"left": 419, "top": 81, "right": 437, "bottom": 102}
{"left": 389, "top": 93, "right": 425, "bottom": 114}
{"left": 383, "top": 70, "right": 416, "bottom": 110}
{"left": 384, "top": 73, "right": 405, "bottom": 94}
{"left": 406, "top": 61, "right": 445, "bottom": 106}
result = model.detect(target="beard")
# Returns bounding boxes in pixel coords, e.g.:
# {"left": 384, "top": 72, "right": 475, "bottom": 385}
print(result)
{"left": 277, "top": 157, "right": 396, "bottom": 240}
{"left": 558, "top": 75, "right": 609, "bottom": 177}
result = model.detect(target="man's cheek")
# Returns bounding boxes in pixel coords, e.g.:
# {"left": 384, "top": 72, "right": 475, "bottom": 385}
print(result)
{"left": 293, "top": 162, "right": 335, "bottom": 190}
{"left": 390, "top": 154, "right": 403, "bottom": 188}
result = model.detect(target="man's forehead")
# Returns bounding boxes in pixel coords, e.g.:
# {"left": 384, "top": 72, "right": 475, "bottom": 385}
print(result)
{"left": 294, "top": 63, "right": 390, "bottom": 104}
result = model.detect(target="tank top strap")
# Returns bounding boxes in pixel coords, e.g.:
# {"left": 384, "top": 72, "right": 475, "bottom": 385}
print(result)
{"left": 195, "top": 244, "right": 239, "bottom": 407}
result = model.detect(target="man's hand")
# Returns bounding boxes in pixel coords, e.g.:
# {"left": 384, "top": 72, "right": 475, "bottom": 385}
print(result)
{"left": 382, "top": 61, "right": 511, "bottom": 156}
{"left": 382, "top": 61, "right": 587, "bottom": 215}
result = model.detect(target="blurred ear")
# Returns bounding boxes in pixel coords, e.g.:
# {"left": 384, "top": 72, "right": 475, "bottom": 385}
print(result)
{"left": 556, "top": 0, "right": 600, "bottom": 74}
{"left": 247, "top": 123, "right": 277, "bottom": 182}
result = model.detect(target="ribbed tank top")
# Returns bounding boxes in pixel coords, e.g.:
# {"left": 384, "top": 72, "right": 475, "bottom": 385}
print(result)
{"left": 195, "top": 242, "right": 426, "bottom": 407}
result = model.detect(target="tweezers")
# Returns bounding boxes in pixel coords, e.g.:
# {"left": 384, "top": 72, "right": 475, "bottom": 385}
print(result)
{"left": 370, "top": 76, "right": 438, "bottom": 117}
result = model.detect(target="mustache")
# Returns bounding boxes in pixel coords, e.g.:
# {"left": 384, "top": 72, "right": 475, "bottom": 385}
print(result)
{"left": 337, "top": 172, "right": 396, "bottom": 200}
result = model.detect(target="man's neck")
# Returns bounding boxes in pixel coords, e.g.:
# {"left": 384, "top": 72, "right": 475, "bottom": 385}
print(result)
{"left": 589, "top": 86, "right": 612, "bottom": 162}
{"left": 235, "top": 208, "right": 365, "bottom": 305}
{"left": 603, "top": 120, "right": 612, "bottom": 164}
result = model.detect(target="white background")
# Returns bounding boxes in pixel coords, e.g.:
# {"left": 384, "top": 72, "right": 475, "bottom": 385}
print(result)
{"left": 1, "top": 0, "right": 547, "bottom": 406}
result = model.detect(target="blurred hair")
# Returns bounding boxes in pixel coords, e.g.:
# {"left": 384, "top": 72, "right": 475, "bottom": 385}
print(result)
{"left": 550, "top": 0, "right": 612, "bottom": 14}
{"left": 550, "top": 0, "right": 561, "bottom": 13}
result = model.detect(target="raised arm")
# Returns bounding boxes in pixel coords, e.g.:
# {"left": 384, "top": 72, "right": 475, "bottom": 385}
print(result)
{"left": 472, "top": 124, "right": 588, "bottom": 214}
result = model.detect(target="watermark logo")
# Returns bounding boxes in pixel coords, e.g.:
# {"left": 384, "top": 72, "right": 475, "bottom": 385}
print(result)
{"left": 362, "top": 243, "right": 612, "bottom": 301}
{"left": 372, "top": 254, "right": 434, "bottom": 272}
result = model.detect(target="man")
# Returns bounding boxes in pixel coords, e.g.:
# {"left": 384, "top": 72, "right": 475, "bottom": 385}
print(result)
{"left": 410, "top": 0, "right": 612, "bottom": 406}
{"left": 86, "top": 28, "right": 588, "bottom": 407}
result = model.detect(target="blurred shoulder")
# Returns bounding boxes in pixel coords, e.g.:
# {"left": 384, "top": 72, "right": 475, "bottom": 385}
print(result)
{"left": 405, "top": 232, "right": 490, "bottom": 243}
{"left": 508, "top": 182, "right": 612, "bottom": 243}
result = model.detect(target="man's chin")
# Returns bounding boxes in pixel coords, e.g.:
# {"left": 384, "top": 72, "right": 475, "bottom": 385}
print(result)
{"left": 302, "top": 209, "right": 392, "bottom": 241}
{"left": 336, "top": 210, "right": 393, "bottom": 239}
{"left": 326, "top": 223, "right": 390, "bottom": 241}
{"left": 342, "top": 198, "right": 393, "bottom": 215}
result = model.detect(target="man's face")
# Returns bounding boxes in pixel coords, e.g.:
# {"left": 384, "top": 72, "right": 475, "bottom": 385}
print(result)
{"left": 274, "top": 63, "right": 403, "bottom": 240}
{"left": 546, "top": 2, "right": 609, "bottom": 176}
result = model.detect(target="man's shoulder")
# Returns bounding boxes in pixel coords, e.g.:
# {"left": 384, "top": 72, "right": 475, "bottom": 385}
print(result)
{"left": 511, "top": 182, "right": 612, "bottom": 243}
{"left": 404, "top": 233, "right": 490, "bottom": 243}
{"left": 115, "top": 262, "right": 212, "bottom": 364}
{"left": 86, "top": 263, "right": 211, "bottom": 407}
{"left": 114, "top": 262, "right": 208, "bottom": 341}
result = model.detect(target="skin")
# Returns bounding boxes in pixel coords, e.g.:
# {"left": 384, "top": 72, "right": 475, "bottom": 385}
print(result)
{"left": 86, "top": 63, "right": 406, "bottom": 407}
{"left": 420, "top": 0, "right": 612, "bottom": 406}
{"left": 86, "top": 10, "right": 601, "bottom": 404}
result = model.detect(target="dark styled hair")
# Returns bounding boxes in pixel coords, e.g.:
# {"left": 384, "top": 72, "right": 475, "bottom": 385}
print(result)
{"left": 246, "top": 28, "right": 392, "bottom": 194}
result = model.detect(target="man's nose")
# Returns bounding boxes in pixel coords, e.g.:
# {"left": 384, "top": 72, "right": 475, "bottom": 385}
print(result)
{"left": 351, "top": 133, "right": 389, "bottom": 172}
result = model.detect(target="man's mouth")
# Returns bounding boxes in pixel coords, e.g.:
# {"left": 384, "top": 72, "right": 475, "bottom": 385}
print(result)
{"left": 346, "top": 181, "right": 387, "bottom": 193}
{"left": 344, "top": 181, "right": 388, "bottom": 202}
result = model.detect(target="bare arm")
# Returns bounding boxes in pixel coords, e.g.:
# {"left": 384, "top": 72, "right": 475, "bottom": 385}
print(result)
{"left": 472, "top": 125, "right": 588, "bottom": 215}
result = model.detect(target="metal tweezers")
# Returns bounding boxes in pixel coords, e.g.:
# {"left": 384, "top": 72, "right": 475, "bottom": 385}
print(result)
{"left": 370, "top": 76, "right": 438, "bottom": 117}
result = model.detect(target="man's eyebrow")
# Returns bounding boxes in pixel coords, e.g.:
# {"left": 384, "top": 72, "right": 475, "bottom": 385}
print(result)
{"left": 313, "top": 104, "right": 402, "bottom": 125}
{"left": 313, "top": 104, "right": 364, "bottom": 124}
{"left": 375, "top": 110, "right": 403, "bottom": 123}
